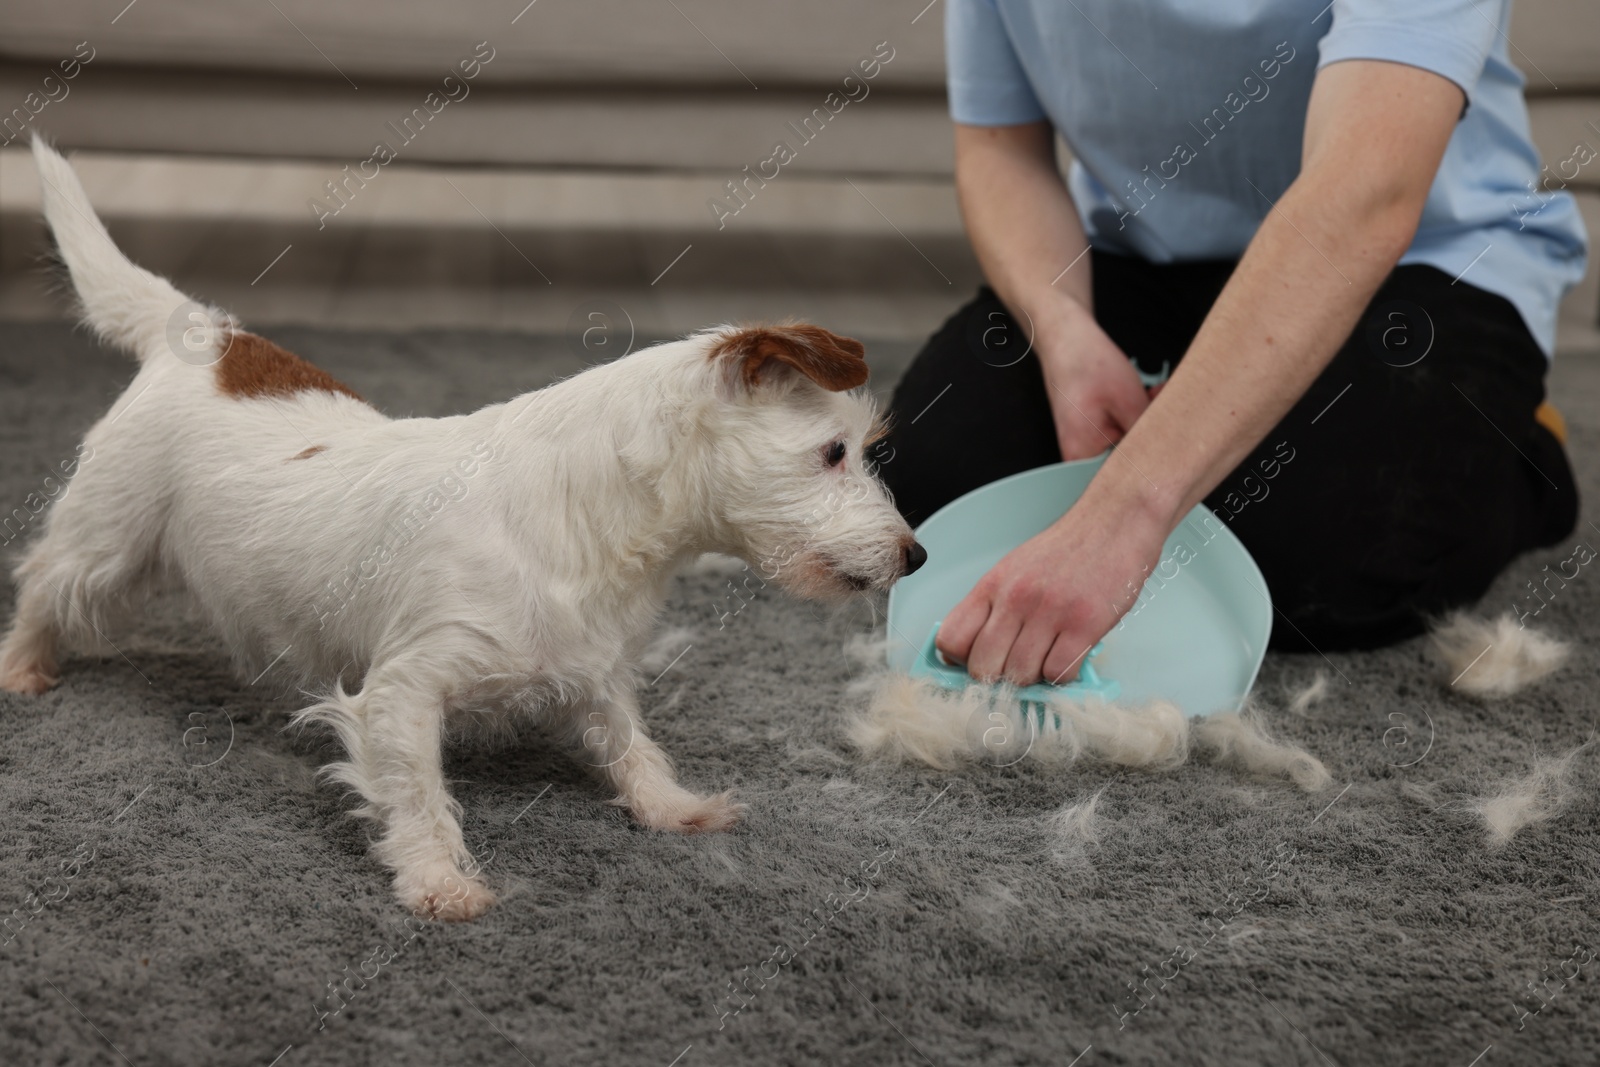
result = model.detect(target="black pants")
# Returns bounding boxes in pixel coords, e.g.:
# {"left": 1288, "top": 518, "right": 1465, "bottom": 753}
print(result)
{"left": 879, "top": 254, "right": 1579, "bottom": 652}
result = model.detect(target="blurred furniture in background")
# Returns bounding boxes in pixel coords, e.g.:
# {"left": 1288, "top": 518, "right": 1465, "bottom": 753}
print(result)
{"left": 0, "top": 0, "right": 1595, "bottom": 350}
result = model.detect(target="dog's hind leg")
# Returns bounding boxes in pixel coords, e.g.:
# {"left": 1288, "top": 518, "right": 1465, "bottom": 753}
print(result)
{"left": 298, "top": 659, "right": 494, "bottom": 921}
{"left": 571, "top": 690, "right": 746, "bottom": 833}
{"left": 0, "top": 576, "right": 64, "bottom": 694}
{"left": 1, "top": 500, "right": 164, "bottom": 694}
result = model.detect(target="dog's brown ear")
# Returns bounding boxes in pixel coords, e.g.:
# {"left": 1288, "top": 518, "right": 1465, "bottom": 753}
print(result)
{"left": 712, "top": 324, "right": 869, "bottom": 392}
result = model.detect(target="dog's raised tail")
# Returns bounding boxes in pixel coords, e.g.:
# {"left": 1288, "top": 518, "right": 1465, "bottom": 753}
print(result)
{"left": 31, "top": 134, "right": 209, "bottom": 361}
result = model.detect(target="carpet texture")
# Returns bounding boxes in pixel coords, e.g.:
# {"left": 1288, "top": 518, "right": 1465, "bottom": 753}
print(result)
{"left": 2, "top": 321, "right": 1598, "bottom": 1067}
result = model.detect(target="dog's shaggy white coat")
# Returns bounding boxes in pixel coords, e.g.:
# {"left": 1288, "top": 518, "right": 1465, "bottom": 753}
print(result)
{"left": 1, "top": 139, "right": 921, "bottom": 920}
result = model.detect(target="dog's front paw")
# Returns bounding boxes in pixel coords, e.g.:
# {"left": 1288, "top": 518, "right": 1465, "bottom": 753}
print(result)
{"left": 633, "top": 789, "right": 747, "bottom": 834}
{"left": 0, "top": 660, "right": 59, "bottom": 695}
{"left": 396, "top": 867, "right": 496, "bottom": 922}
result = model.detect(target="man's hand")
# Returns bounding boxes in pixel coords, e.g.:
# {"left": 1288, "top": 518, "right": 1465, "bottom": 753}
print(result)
{"left": 935, "top": 474, "right": 1168, "bottom": 684}
{"left": 1036, "top": 311, "right": 1150, "bottom": 461}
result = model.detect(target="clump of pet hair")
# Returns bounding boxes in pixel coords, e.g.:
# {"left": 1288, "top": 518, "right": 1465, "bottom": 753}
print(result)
{"left": 1287, "top": 670, "right": 1329, "bottom": 714}
{"left": 846, "top": 671, "right": 1324, "bottom": 791}
{"left": 1191, "top": 707, "right": 1332, "bottom": 792}
{"left": 1470, "top": 740, "right": 1593, "bottom": 848}
{"left": 1430, "top": 611, "right": 1568, "bottom": 697}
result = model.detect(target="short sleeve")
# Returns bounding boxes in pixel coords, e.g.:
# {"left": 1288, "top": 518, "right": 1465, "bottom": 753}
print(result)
{"left": 1316, "top": 0, "right": 1502, "bottom": 98}
{"left": 946, "top": 0, "right": 1049, "bottom": 126}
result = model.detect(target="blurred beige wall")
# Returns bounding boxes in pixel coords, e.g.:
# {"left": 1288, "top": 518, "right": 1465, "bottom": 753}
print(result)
{"left": 1, "top": 1, "right": 1593, "bottom": 176}
{"left": 0, "top": 1, "right": 950, "bottom": 174}
{"left": 0, "top": 0, "right": 1595, "bottom": 347}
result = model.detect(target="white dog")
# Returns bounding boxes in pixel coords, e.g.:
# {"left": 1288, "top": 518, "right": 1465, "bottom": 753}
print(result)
{"left": 1, "top": 138, "right": 925, "bottom": 920}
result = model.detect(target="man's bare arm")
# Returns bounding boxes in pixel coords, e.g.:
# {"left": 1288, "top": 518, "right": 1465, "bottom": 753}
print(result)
{"left": 954, "top": 122, "right": 1150, "bottom": 459}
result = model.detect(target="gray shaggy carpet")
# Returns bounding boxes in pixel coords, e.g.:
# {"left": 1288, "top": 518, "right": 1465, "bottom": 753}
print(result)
{"left": 2, "top": 321, "right": 1598, "bottom": 1067}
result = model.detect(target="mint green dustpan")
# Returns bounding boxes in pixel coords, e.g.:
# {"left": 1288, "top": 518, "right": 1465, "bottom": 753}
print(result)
{"left": 888, "top": 455, "right": 1272, "bottom": 718}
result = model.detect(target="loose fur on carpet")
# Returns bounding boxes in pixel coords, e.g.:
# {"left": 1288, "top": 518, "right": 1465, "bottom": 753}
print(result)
{"left": 1430, "top": 611, "right": 1571, "bottom": 697}
{"left": 845, "top": 666, "right": 1330, "bottom": 793}
{"left": 1191, "top": 711, "right": 1333, "bottom": 793}
{"left": 1469, "top": 740, "right": 1595, "bottom": 848}
{"left": 1045, "top": 788, "right": 1105, "bottom": 866}
{"left": 1287, "top": 670, "right": 1329, "bottom": 714}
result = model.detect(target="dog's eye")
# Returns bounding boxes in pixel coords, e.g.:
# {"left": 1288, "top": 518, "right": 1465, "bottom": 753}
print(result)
{"left": 824, "top": 441, "right": 847, "bottom": 467}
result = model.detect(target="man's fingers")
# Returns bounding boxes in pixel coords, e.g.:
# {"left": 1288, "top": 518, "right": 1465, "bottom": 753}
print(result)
{"left": 935, "top": 592, "right": 991, "bottom": 666}
{"left": 1000, "top": 621, "right": 1061, "bottom": 686}
{"left": 1108, "top": 376, "right": 1152, "bottom": 436}
{"left": 1063, "top": 417, "right": 1121, "bottom": 462}
{"left": 1061, "top": 383, "right": 1146, "bottom": 460}
{"left": 965, "top": 610, "right": 1025, "bottom": 682}
{"left": 1043, "top": 632, "right": 1093, "bottom": 685}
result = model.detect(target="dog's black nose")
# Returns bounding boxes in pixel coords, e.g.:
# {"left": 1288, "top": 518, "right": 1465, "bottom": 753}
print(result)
{"left": 904, "top": 541, "right": 928, "bottom": 575}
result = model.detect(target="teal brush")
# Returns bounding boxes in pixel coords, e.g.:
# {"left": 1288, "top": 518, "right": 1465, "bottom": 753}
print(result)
{"left": 910, "top": 620, "right": 1120, "bottom": 730}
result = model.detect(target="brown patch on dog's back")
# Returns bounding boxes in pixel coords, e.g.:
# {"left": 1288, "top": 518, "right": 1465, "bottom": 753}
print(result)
{"left": 712, "top": 323, "right": 869, "bottom": 392}
{"left": 290, "top": 445, "right": 328, "bottom": 460}
{"left": 215, "top": 329, "right": 364, "bottom": 403}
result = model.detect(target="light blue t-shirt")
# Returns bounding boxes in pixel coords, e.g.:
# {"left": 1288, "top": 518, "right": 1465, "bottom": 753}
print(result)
{"left": 947, "top": 0, "right": 1588, "bottom": 356}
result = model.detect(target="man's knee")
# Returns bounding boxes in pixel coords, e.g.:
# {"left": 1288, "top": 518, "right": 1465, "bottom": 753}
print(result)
{"left": 1259, "top": 525, "right": 1522, "bottom": 652}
